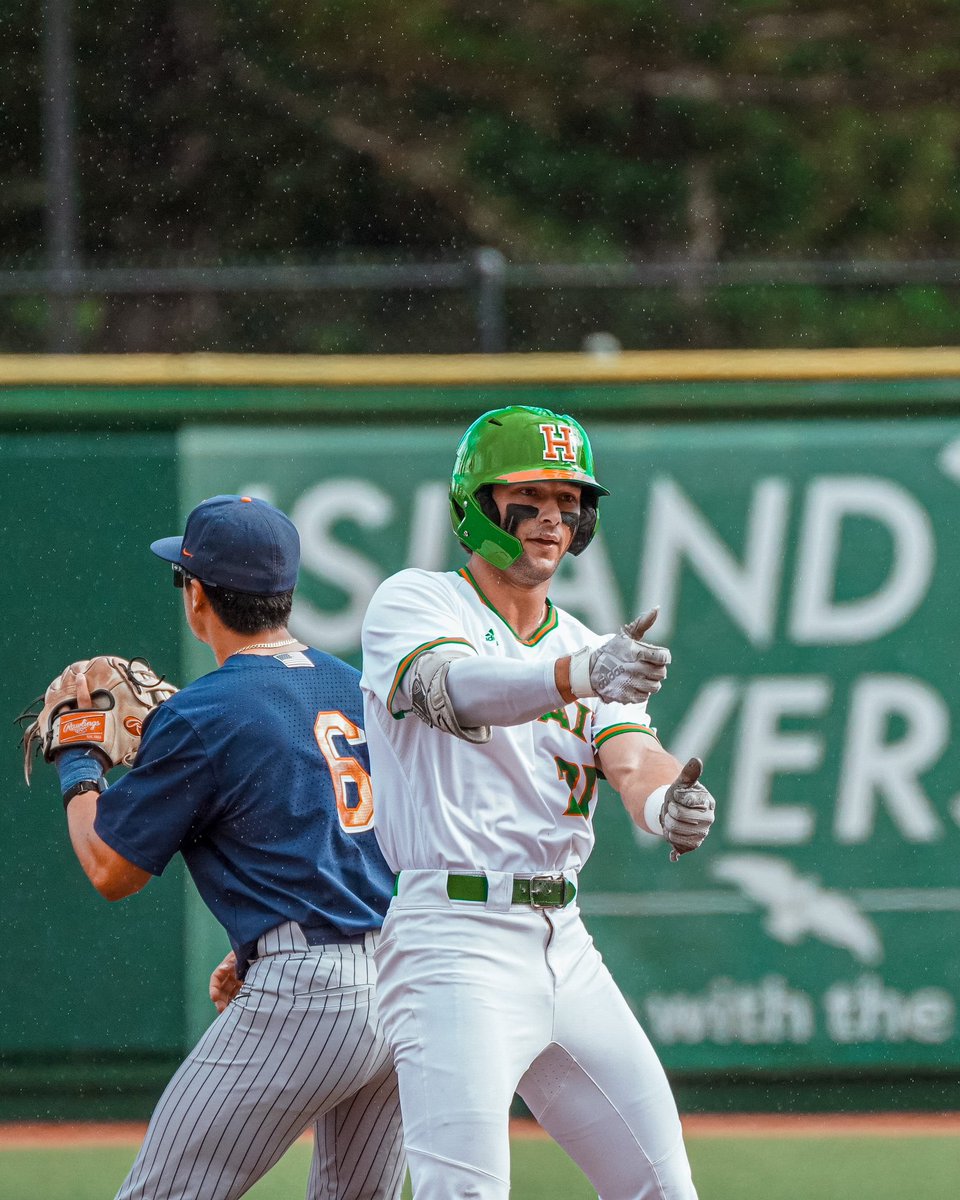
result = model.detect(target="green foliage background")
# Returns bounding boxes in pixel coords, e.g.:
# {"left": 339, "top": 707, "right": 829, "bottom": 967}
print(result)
{"left": 3, "top": 1, "right": 960, "bottom": 350}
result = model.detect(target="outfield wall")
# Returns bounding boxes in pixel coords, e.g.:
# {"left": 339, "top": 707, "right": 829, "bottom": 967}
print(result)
{"left": 3, "top": 350, "right": 960, "bottom": 1117}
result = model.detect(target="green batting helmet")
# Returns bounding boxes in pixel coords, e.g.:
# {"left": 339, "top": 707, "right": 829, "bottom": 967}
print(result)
{"left": 449, "top": 405, "right": 609, "bottom": 569}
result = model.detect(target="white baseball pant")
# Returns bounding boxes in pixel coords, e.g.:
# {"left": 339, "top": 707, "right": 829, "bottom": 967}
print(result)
{"left": 375, "top": 870, "right": 697, "bottom": 1200}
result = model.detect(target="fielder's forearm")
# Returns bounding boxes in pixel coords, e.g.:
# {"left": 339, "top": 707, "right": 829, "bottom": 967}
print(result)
{"left": 66, "top": 791, "right": 151, "bottom": 901}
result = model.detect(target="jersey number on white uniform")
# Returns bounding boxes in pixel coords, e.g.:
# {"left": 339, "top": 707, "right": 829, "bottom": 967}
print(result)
{"left": 314, "top": 711, "right": 375, "bottom": 833}
{"left": 554, "top": 756, "right": 599, "bottom": 818}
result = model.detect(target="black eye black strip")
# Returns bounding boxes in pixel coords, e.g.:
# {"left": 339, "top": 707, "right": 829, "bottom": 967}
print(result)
{"left": 503, "top": 504, "right": 540, "bottom": 535}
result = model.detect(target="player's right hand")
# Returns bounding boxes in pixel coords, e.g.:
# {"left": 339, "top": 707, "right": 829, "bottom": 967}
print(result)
{"left": 209, "top": 950, "right": 242, "bottom": 1013}
{"left": 571, "top": 608, "right": 671, "bottom": 704}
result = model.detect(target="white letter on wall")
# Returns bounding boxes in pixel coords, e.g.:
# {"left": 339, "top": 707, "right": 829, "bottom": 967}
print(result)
{"left": 639, "top": 477, "right": 789, "bottom": 646}
{"left": 790, "top": 477, "right": 934, "bottom": 644}
{"left": 728, "top": 677, "right": 832, "bottom": 844}
{"left": 291, "top": 480, "right": 391, "bottom": 653}
{"left": 407, "top": 482, "right": 452, "bottom": 572}
{"left": 835, "top": 675, "right": 947, "bottom": 843}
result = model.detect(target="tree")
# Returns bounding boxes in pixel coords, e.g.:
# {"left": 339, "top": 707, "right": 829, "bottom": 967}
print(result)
{"left": 4, "top": 0, "right": 960, "bottom": 350}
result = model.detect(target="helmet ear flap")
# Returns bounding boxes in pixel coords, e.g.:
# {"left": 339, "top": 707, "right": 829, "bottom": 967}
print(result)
{"left": 449, "top": 484, "right": 524, "bottom": 567}
{"left": 474, "top": 485, "right": 500, "bottom": 529}
{"left": 451, "top": 495, "right": 470, "bottom": 554}
{"left": 569, "top": 489, "right": 600, "bottom": 556}
{"left": 453, "top": 486, "right": 503, "bottom": 555}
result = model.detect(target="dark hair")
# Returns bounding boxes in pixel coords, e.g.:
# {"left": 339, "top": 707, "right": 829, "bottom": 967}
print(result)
{"left": 204, "top": 585, "right": 294, "bottom": 635}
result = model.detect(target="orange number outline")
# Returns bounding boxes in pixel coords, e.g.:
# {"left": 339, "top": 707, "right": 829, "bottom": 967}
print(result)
{"left": 314, "top": 710, "right": 374, "bottom": 833}
{"left": 554, "top": 756, "right": 599, "bottom": 818}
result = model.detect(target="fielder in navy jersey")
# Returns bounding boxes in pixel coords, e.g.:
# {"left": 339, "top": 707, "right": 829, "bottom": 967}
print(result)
{"left": 49, "top": 495, "right": 404, "bottom": 1200}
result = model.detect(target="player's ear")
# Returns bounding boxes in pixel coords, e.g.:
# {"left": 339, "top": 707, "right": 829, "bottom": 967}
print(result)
{"left": 188, "top": 580, "right": 209, "bottom": 614}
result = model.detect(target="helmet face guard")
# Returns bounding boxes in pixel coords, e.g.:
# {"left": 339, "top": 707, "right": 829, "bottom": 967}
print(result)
{"left": 449, "top": 406, "right": 609, "bottom": 569}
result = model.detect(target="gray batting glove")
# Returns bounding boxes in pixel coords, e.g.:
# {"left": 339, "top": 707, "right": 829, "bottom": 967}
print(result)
{"left": 567, "top": 608, "right": 671, "bottom": 703}
{"left": 660, "top": 757, "right": 716, "bottom": 862}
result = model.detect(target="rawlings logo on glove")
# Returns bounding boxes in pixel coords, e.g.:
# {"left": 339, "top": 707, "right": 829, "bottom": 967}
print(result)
{"left": 17, "top": 655, "right": 178, "bottom": 784}
{"left": 60, "top": 713, "right": 108, "bottom": 744}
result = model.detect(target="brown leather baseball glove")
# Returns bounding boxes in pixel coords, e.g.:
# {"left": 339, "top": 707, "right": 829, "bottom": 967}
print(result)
{"left": 18, "top": 655, "right": 178, "bottom": 784}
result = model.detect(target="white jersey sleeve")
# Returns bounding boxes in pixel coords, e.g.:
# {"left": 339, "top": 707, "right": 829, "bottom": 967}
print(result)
{"left": 591, "top": 696, "right": 660, "bottom": 759}
{"left": 361, "top": 569, "right": 478, "bottom": 716}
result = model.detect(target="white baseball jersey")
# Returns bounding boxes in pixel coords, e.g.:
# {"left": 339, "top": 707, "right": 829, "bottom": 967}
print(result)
{"left": 360, "top": 566, "right": 657, "bottom": 873}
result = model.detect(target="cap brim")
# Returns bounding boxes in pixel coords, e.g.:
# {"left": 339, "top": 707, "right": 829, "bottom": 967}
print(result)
{"left": 150, "top": 535, "right": 185, "bottom": 564}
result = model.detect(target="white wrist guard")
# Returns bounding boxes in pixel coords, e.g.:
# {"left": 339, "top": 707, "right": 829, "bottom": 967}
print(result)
{"left": 643, "top": 785, "right": 669, "bottom": 838}
{"left": 567, "top": 647, "right": 595, "bottom": 698}
{"left": 409, "top": 652, "right": 491, "bottom": 744}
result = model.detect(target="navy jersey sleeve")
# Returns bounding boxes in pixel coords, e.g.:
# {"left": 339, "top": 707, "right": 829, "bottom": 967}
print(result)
{"left": 94, "top": 703, "right": 217, "bottom": 876}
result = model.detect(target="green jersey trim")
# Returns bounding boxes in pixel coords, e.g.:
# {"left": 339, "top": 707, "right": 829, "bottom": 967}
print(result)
{"left": 457, "top": 566, "right": 559, "bottom": 646}
{"left": 387, "top": 636, "right": 475, "bottom": 715}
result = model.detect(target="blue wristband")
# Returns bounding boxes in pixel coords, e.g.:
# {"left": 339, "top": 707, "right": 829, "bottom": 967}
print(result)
{"left": 55, "top": 747, "right": 106, "bottom": 797}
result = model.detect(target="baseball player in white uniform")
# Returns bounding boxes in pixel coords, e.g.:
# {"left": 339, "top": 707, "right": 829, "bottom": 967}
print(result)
{"left": 360, "top": 406, "right": 716, "bottom": 1200}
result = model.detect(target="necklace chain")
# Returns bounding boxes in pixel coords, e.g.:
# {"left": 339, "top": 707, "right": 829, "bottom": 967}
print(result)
{"left": 234, "top": 637, "right": 298, "bottom": 654}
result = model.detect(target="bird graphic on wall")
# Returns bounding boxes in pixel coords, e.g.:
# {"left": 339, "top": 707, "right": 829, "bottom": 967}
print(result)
{"left": 711, "top": 854, "right": 884, "bottom": 965}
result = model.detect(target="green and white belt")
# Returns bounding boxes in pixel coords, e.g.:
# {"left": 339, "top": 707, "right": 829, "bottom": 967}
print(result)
{"left": 394, "top": 872, "right": 576, "bottom": 909}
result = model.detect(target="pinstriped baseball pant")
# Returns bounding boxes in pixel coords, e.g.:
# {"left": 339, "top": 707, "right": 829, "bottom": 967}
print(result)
{"left": 115, "top": 923, "right": 404, "bottom": 1200}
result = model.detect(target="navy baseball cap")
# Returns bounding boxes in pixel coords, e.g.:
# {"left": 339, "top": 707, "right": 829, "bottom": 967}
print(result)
{"left": 150, "top": 495, "right": 300, "bottom": 594}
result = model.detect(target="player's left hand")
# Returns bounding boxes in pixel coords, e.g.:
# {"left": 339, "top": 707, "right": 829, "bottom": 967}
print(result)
{"left": 660, "top": 757, "right": 716, "bottom": 862}
{"left": 209, "top": 950, "right": 242, "bottom": 1013}
{"left": 18, "top": 654, "right": 178, "bottom": 785}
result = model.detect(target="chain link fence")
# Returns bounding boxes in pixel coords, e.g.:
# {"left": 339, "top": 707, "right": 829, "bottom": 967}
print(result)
{"left": 4, "top": 250, "right": 960, "bottom": 355}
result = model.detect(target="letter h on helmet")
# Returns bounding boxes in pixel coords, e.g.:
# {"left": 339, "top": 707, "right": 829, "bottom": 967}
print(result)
{"left": 448, "top": 406, "right": 610, "bottom": 569}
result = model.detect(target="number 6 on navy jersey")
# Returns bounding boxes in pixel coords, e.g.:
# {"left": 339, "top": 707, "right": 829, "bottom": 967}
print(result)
{"left": 314, "top": 711, "right": 374, "bottom": 832}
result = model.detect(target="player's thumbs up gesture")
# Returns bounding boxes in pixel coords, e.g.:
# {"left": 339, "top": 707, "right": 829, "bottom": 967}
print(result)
{"left": 659, "top": 757, "right": 716, "bottom": 862}
{"left": 567, "top": 607, "right": 671, "bottom": 704}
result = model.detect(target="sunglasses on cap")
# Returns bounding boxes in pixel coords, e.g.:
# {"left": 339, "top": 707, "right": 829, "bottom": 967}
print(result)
{"left": 172, "top": 564, "right": 196, "bottom": 589}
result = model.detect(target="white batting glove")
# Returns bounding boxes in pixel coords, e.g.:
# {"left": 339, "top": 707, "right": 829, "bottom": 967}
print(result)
{"left": 568, "top": 609, "right": 670, "bottom": 703}
{"left": 658, "top": 757, "right": 716, "bottom": 862}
